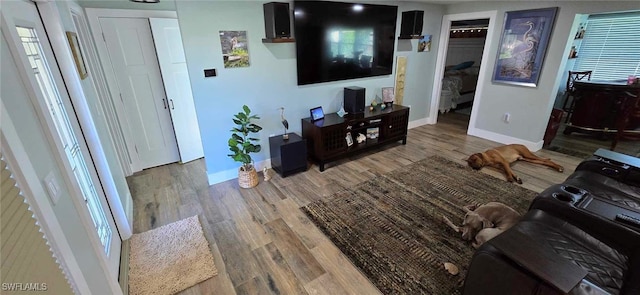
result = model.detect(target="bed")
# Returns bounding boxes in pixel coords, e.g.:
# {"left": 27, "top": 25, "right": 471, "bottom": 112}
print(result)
{"left": 439, "top": 65, "right": 479, "bottom": 113}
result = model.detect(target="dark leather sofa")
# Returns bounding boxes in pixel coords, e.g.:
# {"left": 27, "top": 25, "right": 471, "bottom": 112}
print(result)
{"left": 463, "top": 149, "right": 640, "bottom": 295}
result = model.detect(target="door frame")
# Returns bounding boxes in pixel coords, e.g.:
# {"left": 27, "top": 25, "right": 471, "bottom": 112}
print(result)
{"left": 68, "top": 2, "right": 132, "bottom": 177}
{"left": 86, "top": 8, "right": 177, "bottom": 173}
{"left": 2, "top": 1, "right": 123, "bottom": 293}
{"left": 428, "top": 11, "right": 498, "bottom": 135}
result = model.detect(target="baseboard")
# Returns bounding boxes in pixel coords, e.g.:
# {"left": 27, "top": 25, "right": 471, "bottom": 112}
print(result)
{"left": 468, "top": 127, "right": 544, "bottom": 151}
{"left": 207, "top": 159, "right": 271, "bottom": 185}
{"left": 409, "top": 117, "right": 430, "bottom": 129}
{"left": 119, "top": 239, "right": 130, "bottom": 295}
{"left": 124, "top": 192, "right": 133, "bottom": 239}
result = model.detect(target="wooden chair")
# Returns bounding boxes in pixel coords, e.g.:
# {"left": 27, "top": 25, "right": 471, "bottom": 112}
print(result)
{"left": 610, "top": 92, "right": 640, "bottom": 151}
{"left": 562, "top": 70, "right": 592, "bottom": 123}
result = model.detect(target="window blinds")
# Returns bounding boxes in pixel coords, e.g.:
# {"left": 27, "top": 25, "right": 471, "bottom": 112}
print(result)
{"left": 573, "top": 12, "right": 640, "bottom": 81}
{"left": 0, "top": 154, "right": 74, "bottom": 294}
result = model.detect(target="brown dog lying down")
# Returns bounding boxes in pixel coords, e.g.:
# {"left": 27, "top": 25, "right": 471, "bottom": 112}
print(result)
{"left": 467, "top": 144, "right": 564, "bottom": 184}
{"left": 443, "top": 202, "right": 521, "bottom": 248}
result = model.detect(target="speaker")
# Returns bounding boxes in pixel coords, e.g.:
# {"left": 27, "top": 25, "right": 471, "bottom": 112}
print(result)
{"left": 264, "top": 2, "right": 291, "bottom": 39}
{"left": 400, "top": 10, "right": 424, "bottom": 36}
{"left": 344, "top": 87, "right": 365, "bottom": 114}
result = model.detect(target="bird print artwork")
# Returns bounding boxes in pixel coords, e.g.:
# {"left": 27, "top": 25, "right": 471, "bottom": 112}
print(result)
{"left": 279, "top": 107, "right": 289, "bottom": 140}
{"left": 499, "top": 18, "right": 544, "bottom": 79}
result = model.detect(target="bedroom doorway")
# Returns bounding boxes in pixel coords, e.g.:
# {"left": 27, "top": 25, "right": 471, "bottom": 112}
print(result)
{"left": 438, "top": 19, "right": 489, "bottom": 123}
{"left": 429, "top": 11, "right": 498, "bottom": 132}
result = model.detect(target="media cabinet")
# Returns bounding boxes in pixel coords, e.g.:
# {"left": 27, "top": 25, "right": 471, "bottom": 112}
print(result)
{"left": 302, "top": 105, "right": 409, "bottom": 171}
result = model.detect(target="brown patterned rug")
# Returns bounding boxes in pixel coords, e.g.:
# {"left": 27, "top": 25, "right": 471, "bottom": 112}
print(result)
{"left": 302, "top": 156, "right": 538, "bottom": 294}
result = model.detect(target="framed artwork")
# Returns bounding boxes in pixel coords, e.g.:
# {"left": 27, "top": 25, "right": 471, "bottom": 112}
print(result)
{"left": 394, "top": 56, "right": 407, "bottom": 105}
{"left": 382, "top": 87, "right": 395, "bottom": 103}
{"left": 219, "top": 31, "right": 250, "bottom": 68}
{"left": 418, "top": 35, "right": 432, "bottom": 52}
{"left": 66, "top": 31, "right": 88, "bottom": 79}
{"left": 492, "top": 7, "right": 558, "bottom": 87}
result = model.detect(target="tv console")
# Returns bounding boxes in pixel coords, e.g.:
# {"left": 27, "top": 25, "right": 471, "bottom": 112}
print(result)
{"left": 302, "top": 105, "right": 409, "bottom": 171}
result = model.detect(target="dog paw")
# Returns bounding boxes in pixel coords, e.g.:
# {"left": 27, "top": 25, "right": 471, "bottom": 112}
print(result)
{"left": 516, "top": 177, "right": 523, "bottom": 184}
{"left": 558, "top": 166, "right": 564, "bottom": 173}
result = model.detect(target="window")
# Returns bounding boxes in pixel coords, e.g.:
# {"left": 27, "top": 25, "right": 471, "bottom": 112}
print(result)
{"left": 17, "top": 26, "right": 113, "bottom": 255}
{"left": 573, "top": 12, "right": 640, "bottom": 81}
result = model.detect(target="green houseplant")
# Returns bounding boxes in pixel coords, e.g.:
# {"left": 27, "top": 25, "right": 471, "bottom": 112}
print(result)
{"left": 228, "top": 105, "right": 262, "bottom": 188}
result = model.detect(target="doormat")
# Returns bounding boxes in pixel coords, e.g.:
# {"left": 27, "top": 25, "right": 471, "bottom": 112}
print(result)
{"left": 302, "top": 156, "right": 537, "bottom": 294}
{"left": 129, "top": 215, "right": 217, "bottom": 295}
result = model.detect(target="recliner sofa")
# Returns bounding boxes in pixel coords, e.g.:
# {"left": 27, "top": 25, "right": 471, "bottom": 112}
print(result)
{"left": 463, "top": 149, "right": 640, "bottom": 295}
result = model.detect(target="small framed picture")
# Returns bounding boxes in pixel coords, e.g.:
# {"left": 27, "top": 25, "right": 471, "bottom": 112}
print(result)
{"left": 345, "top": 132, "right": 353, "bottom": 147}
{"left": 382, "top": 87, "right": 395, "bottom": 103}
{"left": 310, "top": 106, "right": 324, "bottom": 121}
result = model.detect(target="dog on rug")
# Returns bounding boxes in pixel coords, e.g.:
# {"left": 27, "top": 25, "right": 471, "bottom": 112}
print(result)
{"left": 466, "top": 144, "right": 564, "bottom": 184}
{"left": 442, "top": 202, "right": 521, "bottom": 248}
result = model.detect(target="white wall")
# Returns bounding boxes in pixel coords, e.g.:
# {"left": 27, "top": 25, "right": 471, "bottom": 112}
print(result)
{"left": 445, "top": 1, "right": 640, "bottom": 145}
{"left": 175, "top": 1, "right": 445, "bottom": 183}
{"left": 78, "top": 0, "right": 176, "bottom": 11}
{"left": 445, "top": 38, "right": 486, "bottom": 67}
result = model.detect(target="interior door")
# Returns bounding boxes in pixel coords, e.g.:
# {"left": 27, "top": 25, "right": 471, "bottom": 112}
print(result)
{"left": 149, "top": 18, "right": 204, "bottom": 163}
{"left": 1, "top": 0, "right": 121, "bottom": 278}
{"left": 99, "top": 17, "right": 180, "bottom": 169}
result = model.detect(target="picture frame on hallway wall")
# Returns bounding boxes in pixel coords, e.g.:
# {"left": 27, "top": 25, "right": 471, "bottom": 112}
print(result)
{"left": 492, "top": 7, "right": 558, "bottom": 87}
{"left": 66, "top": 31, "right": 88, "bottom": 80}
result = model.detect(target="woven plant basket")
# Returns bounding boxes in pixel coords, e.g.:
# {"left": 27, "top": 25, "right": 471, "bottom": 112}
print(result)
{"left": 238, "top": 165, "right": 259, "bottom": 188}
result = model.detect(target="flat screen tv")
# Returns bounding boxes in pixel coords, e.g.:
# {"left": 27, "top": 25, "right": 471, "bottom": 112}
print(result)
{"left": 293, "top": 1, "right": 398, "bottom": 85}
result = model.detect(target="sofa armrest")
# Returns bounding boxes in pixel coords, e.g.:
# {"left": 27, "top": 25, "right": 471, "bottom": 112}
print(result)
{"left": 488, "top": 224, "right": 587, "bottom": 293}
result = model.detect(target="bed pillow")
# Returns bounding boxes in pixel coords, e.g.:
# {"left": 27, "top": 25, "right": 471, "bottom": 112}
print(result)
{"left": 450, "top": 61, "right": 475, "bottom": 71}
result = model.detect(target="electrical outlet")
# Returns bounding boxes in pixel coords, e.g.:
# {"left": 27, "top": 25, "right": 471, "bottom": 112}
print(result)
{"left": 503, "top": 113, "right": 511, "bottom": 123}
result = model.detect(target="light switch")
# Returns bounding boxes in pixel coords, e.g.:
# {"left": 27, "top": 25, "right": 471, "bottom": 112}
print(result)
{"left": 204, "top": 68, "right": 217, "bottom": 77}
{"left": 43, "top": 172, "right": 61, "bottom": 205}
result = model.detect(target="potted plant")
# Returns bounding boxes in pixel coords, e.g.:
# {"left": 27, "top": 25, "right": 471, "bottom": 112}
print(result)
{"left": 228, "top": 105, "right": 263, "bottom": 188}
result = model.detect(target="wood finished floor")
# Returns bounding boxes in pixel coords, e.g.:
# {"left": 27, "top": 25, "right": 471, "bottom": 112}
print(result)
{"left": 127, "top": 113, "right": 594, "bottom": 295}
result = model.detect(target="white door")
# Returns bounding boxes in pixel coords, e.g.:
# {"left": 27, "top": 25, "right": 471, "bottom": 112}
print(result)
{"left": 150, "top": 18, "right": 204, "bottom": 163}
{"left": 100, "top": 17, "right": 180, "bottom": 169}
{"left": 1, "top": 0, "right": 121, "bottom": 278}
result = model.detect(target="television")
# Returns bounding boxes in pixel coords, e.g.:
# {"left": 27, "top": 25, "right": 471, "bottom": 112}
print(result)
{"left": 293, "top": 1, "right": 398, "bottom": 85}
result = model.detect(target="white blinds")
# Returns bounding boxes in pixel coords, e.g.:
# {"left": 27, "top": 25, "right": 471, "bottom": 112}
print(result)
{"left": 0, "top": 154, "right": 74, "bottom": 294}
{"left": 573, "top": 12, "right": 640, "bottom": 81}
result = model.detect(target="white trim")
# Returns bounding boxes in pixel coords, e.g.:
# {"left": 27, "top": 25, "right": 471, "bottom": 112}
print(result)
{"left": 408, "top": 117, "right": 429, "bottom": 129}
{"left": 85, "top": 8, "right": 178, "bottom": 173}
{"left": 38, "top": 2, "right": 132, "bottom": 241}
{"left": 428, "top": 10, "right": 498, "bottom": 132}
{"left": 69, "top": 2, "right": 132, "bottom": 177}
{"left": 1, "top": 102, "right": 91, "bottom": 295}
{"left": 208, "top": 159, "right": 271, "bottom": 185}
{"left": 2, "top": 2, "right": 122, "bottom": 293}
{"left": 467, "top": 127, "right": 544, "bottom": 152}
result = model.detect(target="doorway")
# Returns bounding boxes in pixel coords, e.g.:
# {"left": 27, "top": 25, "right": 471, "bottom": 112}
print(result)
{"left": 86, "top": 9, "right": 204, "bottom": 174}
{"left": 429, "top": 11, "right": 498, "bottom": 133}
{"left": 438, "top": 19, "right": 489, "bottom": 125}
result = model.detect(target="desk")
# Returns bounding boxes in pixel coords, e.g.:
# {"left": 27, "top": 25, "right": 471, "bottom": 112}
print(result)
{"left": 564, "top": 80, "right": 640, "bottom": 137}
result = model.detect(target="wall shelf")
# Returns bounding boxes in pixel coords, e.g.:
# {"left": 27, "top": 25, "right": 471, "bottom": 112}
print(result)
{"left": 397, "top": 35, "right": 423, "bottom": 40}
{"left": 262, "top": 38, "right": 295, "bottom": 43}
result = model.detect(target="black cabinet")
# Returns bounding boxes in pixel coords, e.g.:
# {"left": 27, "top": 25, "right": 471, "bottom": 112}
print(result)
{"left": 302, "top": 105, "right": 409, "bottom": 171}
{"left": 269, "top": 133, "right": 308, "bottom": 177}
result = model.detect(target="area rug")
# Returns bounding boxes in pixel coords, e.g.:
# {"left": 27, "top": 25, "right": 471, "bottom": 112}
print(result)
{"left": 129, "top": 215, "right": 218, "bottom": 295}
{"left": 302, "top": 156, "right": 538, "bottom": 294}
{"left": 544, "top": 145, "right": 592, "bottom": 159}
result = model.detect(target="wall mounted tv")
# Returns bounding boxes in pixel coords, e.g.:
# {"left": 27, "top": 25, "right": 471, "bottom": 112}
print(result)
{"left": 293, "top": 1, "right": 398, "bottom": 85}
